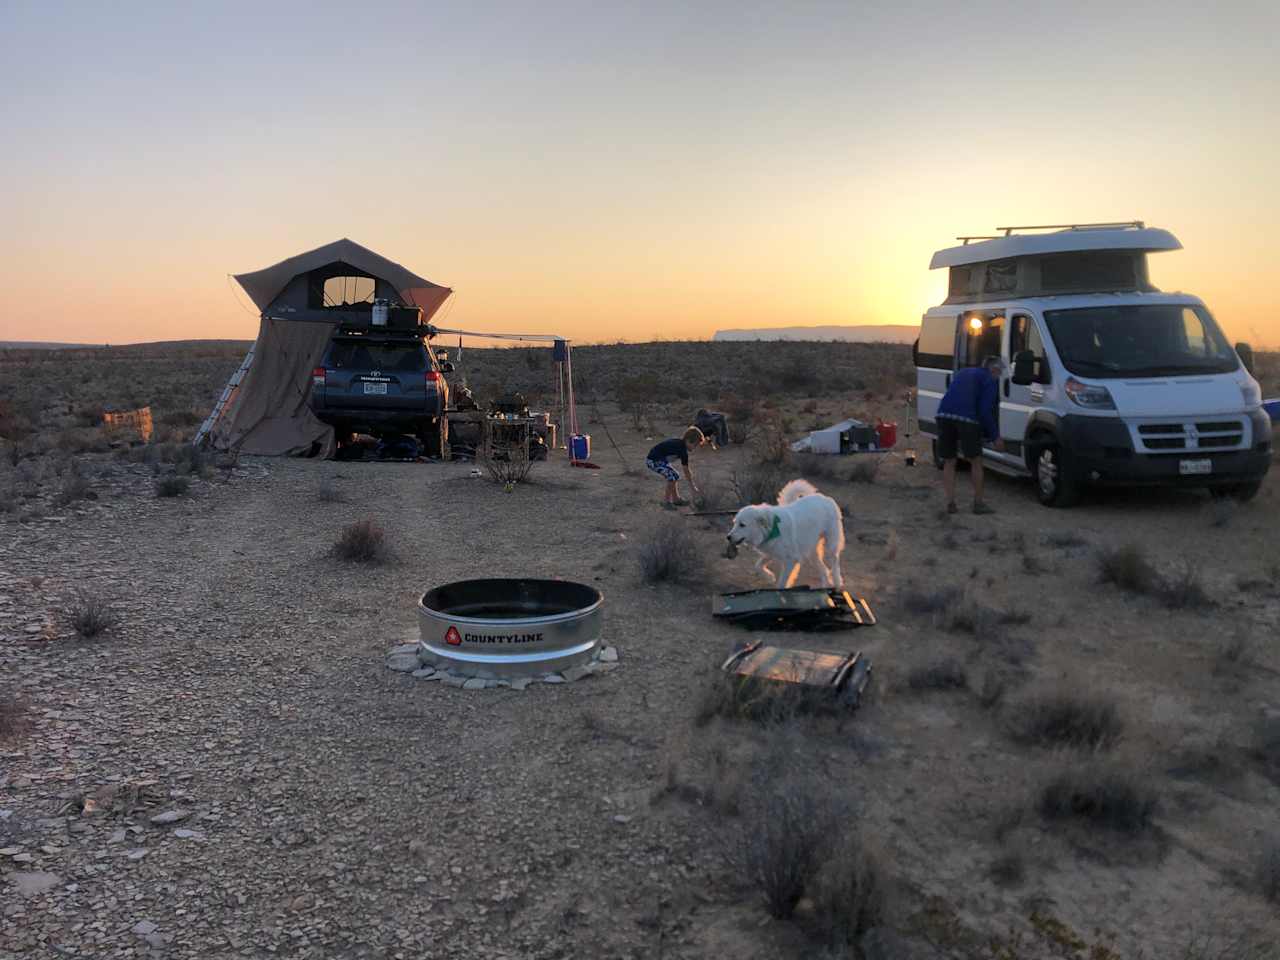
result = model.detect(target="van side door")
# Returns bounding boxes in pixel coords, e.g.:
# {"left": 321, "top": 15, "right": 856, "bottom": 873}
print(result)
{"left": 1001, "top": 312, "right": 1050, "bottom": 462}
{"left": 914, "top": 313, "right": 962, "bottom": 438}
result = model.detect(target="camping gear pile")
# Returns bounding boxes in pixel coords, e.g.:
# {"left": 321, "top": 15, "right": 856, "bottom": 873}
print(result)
{"left": 790, "top": 418, "right": 897, "bottom": 455}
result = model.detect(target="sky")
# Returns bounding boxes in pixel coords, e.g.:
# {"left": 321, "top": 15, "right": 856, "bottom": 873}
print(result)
{"left": 2, "top": 0, "right": 1277, "bottom": 346}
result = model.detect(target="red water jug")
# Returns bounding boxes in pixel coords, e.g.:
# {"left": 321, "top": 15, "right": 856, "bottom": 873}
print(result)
{"left": 875, "top": 421, "right": 897, "bottom": 449}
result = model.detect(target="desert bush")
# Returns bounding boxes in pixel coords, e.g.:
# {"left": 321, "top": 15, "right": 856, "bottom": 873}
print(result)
{"left": 988, "top": 848, "right": 1026, "bottom": 888}
{"left": 1009, "top": 689, "right": 1123, "bottom": 750}
{"left": 730, "top": 462, "right": 789, "bottom": 506}
{"left": 848, "top": 457, "right": 880, "bottom": 484}
{"left": 0, "top": 689, "right": 34, "bottom": 743}
{"left": 1255, "top": 837, "right": 1280, "bottom": 903}
{"left": 1250, "top": 715, "right": 1280, "bottom": 783}
{"left": 907, "top": 657, "right": 968, "bottom": 692}
{"left": 897, "top": 583, "right": 962, "bottom": 616}
{"left": 333, "top": 519, "right": 389, "bottom": 563}
{"left": 1157, "top": 560, "right": 1215, "bottom": 610}
{"left": 55, "top": 463, "right": 93, "bottom": 506}
{"left": 809, "top": 829, "right": 888, "bottom": 948}
{"left": 479, "top": 431, "right": 534, "bottom": 486}
{"left": 1038, "top": 762, "right": 1158, "bottom": 834}
{"left": 750, "top": 413, "right": 792, "bottom": 465}
{"left": 737, "top": 770, "right": 840, "bottom": 918}
{"left": 637, "top": 517, "right": 702, "bottom": 585}
{"left": 154, "top": 474, "right": 190, "bottom": 498}
{"left": 1096, "top": 542, "right": 1157, "bottom": 594}
{"left": 941, "top": 593, "right": 1000, "bottom": 636}
{"left": 69, "top": 593, "right": 118, "bottom": 639}
{"left": 318, "top": 479, "right": 346, "bottom": 503}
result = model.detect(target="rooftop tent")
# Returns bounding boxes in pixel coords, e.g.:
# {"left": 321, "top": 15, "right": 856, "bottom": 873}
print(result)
{"left": 199, "top": 240, "right": 452, "bottom": 457}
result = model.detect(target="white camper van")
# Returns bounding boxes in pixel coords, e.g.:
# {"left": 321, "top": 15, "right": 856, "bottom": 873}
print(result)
{"left": 914, "top": 222, "right": 1271, "bottom": 507}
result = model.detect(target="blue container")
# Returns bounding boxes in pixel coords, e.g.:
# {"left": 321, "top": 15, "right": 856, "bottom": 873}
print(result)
{"left": 1264, "top": 399, "right": 1280, "bottom": 423}
{"left": 570, "top": 434, "right": 591, "bottom": 461}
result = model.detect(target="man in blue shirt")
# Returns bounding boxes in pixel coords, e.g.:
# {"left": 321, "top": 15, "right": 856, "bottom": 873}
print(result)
{"left": 937, "top": 356, "right": 1005, "bottom": 515}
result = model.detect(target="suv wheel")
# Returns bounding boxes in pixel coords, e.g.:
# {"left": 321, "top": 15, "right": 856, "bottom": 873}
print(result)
{"left": 1034, "top": 441, "right": 1081, "bottom": 508}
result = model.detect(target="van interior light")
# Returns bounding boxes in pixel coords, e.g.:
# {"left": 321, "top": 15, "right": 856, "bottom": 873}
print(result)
{"left": 968, "top": 316, "right": 984, "bottom": 332}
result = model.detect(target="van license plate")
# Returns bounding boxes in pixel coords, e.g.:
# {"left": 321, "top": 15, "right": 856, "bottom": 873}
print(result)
{"left": 363, "top": 383, "right": 388, "bottom": 395}
{"left": 1179, "top": 458, "right": 1212, "bottom": 476}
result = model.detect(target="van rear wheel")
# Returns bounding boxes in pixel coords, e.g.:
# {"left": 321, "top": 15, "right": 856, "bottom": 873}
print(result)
{"left": 1034, "top": 442, "right": 1081, "bottom": 508}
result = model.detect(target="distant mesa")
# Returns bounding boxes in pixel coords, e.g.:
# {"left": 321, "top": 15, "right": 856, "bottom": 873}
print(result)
{"left": 712, "top": 325, "right": 917, "bottom": 344}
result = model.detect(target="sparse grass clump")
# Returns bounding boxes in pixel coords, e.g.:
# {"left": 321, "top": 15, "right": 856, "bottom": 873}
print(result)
{"left": 897, "top": 583, "right": 962, "bottom": 616}
{"left": 730, "top": 462, "right": 789, "bottom": 506}
{"left": 55, "top": 465, "right": 93, "bottom": 507}
{"left": 1038, "top": 762, "right": 1158, "bottom": 834}
{"left": 69, "top": 593, "right": 119, "bottom": 639}
{"left": 1009, "top": 689, "right": 1124, "bottom": 750}
{"left": 1255, "top": 837, "right": 1280, "bottom": 902}
{"left": 907, "top": 657, "right": 968, "bottom": 692}
{"left": 848, "top": 457, "right": 880, "bottom": 484}
{"left": 1097, "top": 542, "right": 1157, "bottom": 594}
{"left": 1157, "top": 560, "right": 1215, "bottom": 610}
{"left": 638, "top": 518, "right": 703, "bottom": 585}
{"left": 0, "top": 689, "right": 34, "bottom": 743}
{"left": 318, "top": 479, "right": 346, "bottom": 503}
{"left": 333, "top": 518, "right": 389, "bottom": 563}
{"left": 1045, "top": 530, "right": 1089, "bottom": 549}
{"left": 154, "top": 474, "right": 191, "bottom": 498}
{"left": 809, "top": 829, "right": 888, "bottom": 948}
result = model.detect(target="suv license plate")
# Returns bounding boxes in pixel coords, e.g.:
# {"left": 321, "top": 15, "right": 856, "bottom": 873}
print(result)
{"left": 363, "top": 383, "right": 388, "bottom": 395}
{"left": 1179, "top": 458, "right": 1212, "bottom": 476}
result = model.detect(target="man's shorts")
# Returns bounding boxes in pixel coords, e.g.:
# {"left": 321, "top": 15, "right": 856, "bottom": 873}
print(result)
{"left": 646, "top": 458, "right": 680, "bottom": 481}
{"left": 937, "top": 417, "right": 982, "bottom": 460}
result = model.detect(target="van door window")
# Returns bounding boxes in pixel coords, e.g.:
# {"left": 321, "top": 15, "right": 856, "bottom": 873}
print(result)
{"left": 962, "top": 311, "right": 1004, "bottom": 367}
{"left": 1009, "top": 314, "right": 1049, "bottom": 383}
{"left": 917, "top": 315, "right": 958, "bottom": 369}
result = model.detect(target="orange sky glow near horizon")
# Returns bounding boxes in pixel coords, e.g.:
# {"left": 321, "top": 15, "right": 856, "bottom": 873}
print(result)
{"left": 2, "top": 2, "right": 1277, "bottom": 349}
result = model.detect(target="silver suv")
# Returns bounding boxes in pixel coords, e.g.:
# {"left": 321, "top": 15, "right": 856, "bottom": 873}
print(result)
{"left": 310, "top": 329, "right": 452, "bottom": 457}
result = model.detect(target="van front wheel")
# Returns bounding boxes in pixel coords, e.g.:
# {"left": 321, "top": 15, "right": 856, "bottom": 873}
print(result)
{"left": 1034, "top": 443, "right": 1081, "bottom": 508}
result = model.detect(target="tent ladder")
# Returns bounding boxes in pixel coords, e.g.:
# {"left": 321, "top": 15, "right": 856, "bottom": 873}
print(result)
{"left": 194, "top": 344, "right": 257, "bottom": 447}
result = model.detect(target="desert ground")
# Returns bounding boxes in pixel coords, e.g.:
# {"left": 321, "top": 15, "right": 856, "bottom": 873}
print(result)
{"left": 3, "top": 341, "right": 1280, "bottom": 959}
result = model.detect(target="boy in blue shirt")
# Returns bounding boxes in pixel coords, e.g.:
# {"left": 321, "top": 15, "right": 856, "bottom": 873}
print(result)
{"left": 937, "top": 356, "right": 1005, "bottom": 515}
{"left": 646, "top": 427, "right": 706, "bottom": 510}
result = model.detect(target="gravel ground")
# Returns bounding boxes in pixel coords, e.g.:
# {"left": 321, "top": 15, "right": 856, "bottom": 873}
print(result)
{"left": 5, "top": 417, "right": 1280, "bottom": 959}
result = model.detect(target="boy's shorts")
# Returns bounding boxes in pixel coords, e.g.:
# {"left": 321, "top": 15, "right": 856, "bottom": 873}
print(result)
{"left": 646, "top": 458, "right": 680, "bottom": 481}
{"left": 937, "top": 418, "right": 982, "bottom": 460}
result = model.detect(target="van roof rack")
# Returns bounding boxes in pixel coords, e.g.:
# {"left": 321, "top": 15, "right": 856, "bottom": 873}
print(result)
{"left": 958, "top": 221, "right": 1144, "bottom": 244}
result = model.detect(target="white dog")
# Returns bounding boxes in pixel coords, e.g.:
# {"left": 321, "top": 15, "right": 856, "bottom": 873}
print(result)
{"left": 725, "top": 479, "right": 846, "bottom": 589}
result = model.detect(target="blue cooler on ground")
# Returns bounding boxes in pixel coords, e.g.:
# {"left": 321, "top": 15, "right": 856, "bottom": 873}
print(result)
{"left": 570, "top": 434, "right": 591, "bottom": 461}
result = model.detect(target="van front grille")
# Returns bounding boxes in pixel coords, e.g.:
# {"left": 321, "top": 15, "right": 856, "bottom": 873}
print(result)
{"left": 1132, "top": 418, "right": 1246, "bottom": 454}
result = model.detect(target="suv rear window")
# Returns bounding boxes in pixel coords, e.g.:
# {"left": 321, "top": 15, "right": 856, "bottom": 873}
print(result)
{"left": 327, "top": 340, "right": 428, "bottom": 372}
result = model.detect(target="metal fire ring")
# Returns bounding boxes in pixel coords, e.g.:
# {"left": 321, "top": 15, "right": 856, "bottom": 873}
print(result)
{"left": 418, "top": 578, "right": 604, "bottom": 679}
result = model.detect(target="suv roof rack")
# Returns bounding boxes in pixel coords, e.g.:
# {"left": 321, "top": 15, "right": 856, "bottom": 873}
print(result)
{"left": 958, "top": 221, "right": 1145, "bottom": 244}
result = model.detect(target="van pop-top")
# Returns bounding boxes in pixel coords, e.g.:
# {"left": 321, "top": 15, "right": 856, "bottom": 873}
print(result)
{"left": 914, "top": 222, "right": 1271, "bottom": 507}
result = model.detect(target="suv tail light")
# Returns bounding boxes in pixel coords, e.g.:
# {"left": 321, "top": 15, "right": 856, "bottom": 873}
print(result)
{"left": 312, "top": 367, "right": 326, "bottom": 387}
{"left": 425, "top": 371, "right": 441, "bottom": 382}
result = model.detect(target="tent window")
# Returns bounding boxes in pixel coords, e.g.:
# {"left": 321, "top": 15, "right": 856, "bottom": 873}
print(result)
{"left": 983, "top": 259, "right": 1017, "bottom": 294}
{"left": 1039, "top": 252, "right": 1136, "bottom": 292}
{"left": 948, "top": 266, "right": 981, "bottom": 298}
{"left": 322, "top": 276, "right": 376, "bottom": 307}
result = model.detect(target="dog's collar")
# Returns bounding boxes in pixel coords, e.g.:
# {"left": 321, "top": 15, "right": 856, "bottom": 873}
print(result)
{"left": 762, "top": 516, "right": 782, "bottom": 543}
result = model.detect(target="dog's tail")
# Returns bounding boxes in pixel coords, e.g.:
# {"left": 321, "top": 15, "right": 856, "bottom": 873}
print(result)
{"left": 778, "top": 478, "right": 819, "bottom": 506}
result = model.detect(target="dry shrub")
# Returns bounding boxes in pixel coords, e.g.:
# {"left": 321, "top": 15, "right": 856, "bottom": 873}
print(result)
{"left": 1009, "top": 689, "right": 1124, "bottom": 750}
{"left": 154, "top": 474, "right": 190, "bottom": 498}
{"left": 730, "top": 462, "right": 790, "bottom": 506}
{"left": 897, "top": 583, "right": 962, "bottom": 616}
{"left": 907, "top": 657, "right": 968, "bottom": 692}
{"left": 318, "top": 479, "right": 346, "bottom": 503}
{"left": 1038, "top": 762, "right": 1158, "bottom": 835}
{"left": 55, "top": 464, "right": 93, "bottom": 506}
{"left": 637, "top": 517, "right": 702, "bottom": 585}
{"left": 1255, "top": 837, "right": 1280, "bottom": 903}
{"left": 69, "top": 593, "right": 119, "bottom": 640}
{"left": 334, "top": 519, "right": 389, "bottom": 563}
{"left": 750, "top": 413, "right": 792, "bottom": 465}
{"left": 848, "top": 457, "right": 881, "bottom": 484}
{"left": 809, "top": 829, "right": 888, "bottom": 949}
{"left": 1096, "top": 542, "right": 1156, "bottom": 594}
{"left": 1157, "top": 560, "right": 1215, "bottom": 610}
{"left": 479, "top": 431, "right": 534, "bottom": 486}
{"left": 737, "top": 768, "right": 841, "bottom": 919}
{"left": 0, "top": 689, "right": 34, "bottom": 743}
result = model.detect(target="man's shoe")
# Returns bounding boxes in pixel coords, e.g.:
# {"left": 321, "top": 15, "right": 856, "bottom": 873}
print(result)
{"left": 972, "top": 502, "right": 995, "bottom": 515}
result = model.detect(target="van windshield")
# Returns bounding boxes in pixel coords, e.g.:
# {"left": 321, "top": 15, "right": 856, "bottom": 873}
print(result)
{"left": 1042, "top": 304, "right": 1238, "bottom": 379}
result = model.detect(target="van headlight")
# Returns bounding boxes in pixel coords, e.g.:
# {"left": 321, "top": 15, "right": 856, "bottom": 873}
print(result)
{"left": 1241, "top": 380, "right": 1262, "bottom": 407}
{"left": 1064, "top": 377, "right": 1116, "bottom": 409}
